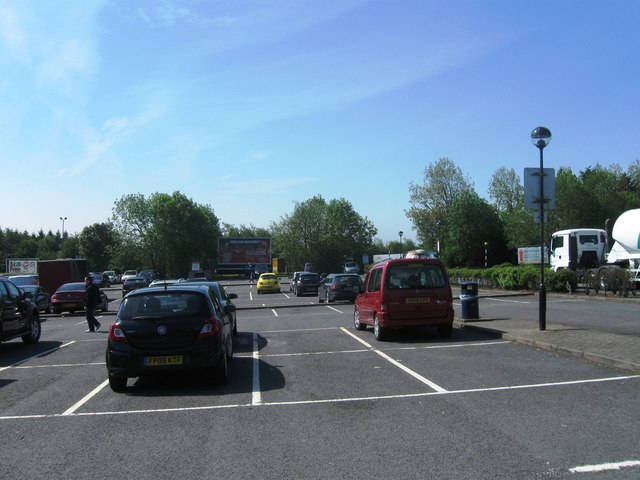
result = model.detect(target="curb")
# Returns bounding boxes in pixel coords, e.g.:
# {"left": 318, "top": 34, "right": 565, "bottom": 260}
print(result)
{"left": 454, "top": 318, "right": 640, "bottom": 374}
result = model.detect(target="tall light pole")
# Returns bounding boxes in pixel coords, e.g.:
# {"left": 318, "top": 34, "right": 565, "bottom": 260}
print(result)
{"left": 60, "top": 216, "right": 67, "bottom": 243}
{"left": 398, "top": 231, "right": 403, "bottom": 257}
{"left": 531, "top": 126, "right": 552, "bottom": 331}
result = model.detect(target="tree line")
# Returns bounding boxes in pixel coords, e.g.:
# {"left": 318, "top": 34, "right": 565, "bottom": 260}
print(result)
{"left": 1, "top": 158, "right": 638, "bottom": 276}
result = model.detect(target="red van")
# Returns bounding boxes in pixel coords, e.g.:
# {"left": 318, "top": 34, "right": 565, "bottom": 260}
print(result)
{"left": 354, "top": 258, "right": 454, "bottom": 341}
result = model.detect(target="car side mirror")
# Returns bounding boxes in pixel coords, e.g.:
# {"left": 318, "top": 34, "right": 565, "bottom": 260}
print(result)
{"left": 227, "top": 293, "right": 238, "bottom": 300}
{"left": 224, "top": 305, "right": 236, "bottom": 314}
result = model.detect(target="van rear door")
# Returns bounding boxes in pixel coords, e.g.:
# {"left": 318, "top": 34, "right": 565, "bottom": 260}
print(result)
{"left": 383, "top": 262, "right": 451, "bottom": 325}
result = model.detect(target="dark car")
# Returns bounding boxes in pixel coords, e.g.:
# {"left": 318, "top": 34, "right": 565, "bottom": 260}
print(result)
{"left": 289, "top": 271, "right": 305, "bottom": 293}
{"left": 90, "top": 272, "right": 111, "bottom": 288}
{"left": 105, "top": 285, "right": 233, "bottom": 392}
{"left": 138, "top": 270, "right": 157, "bottom": 284}
{"left": 0, "top": 278, "right": 41, "bottom": 347}
{"left": 318, "top": 274, "right": 363, "bottom": 303}
{"left": 122, "top": 276, "right": 148, "bottom": 295}
{"left": 185, "top": 280, "right": 238, "bottom": 335}
{"left": 19, "top": 285, "right": 52, "bottom": 313}
{"left": 50, "top": 282, "right": 109, "bottom": 315}
{"left": 294, "top": 273, "right": 322, "bottom": 297}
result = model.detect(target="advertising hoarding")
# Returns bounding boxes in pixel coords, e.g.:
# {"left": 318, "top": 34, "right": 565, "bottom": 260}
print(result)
{"left": 218, "top": 237, "right": 271, "bottom": 265}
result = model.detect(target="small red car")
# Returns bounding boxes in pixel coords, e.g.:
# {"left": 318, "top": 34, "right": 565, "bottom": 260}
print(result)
{"left": 51, "top": 282, "right": 109, "bottom": 315}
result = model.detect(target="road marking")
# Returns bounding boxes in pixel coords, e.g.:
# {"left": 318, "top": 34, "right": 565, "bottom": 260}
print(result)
{"left": 569, "top": 460, "right": 640, "bottom": 473}
{"left": 252, "top": 333, "right": 261, "bottom": 406}
{"left": 62, "top": 379, "right": 109, "bottom": 415}
{"left": 340, "top": 327, "right": 447, "bottom": 392}
{"left": 0, "top": 341, "right": 76, "bottom": 372}
{"left": 271, "top": 309, "right": 279, "bottom": 317}
{"left": 2, "top": 375, "right": 637, "bottom": 421}
{"left": 326, "top": 306, "right": 344, "bottom": 313}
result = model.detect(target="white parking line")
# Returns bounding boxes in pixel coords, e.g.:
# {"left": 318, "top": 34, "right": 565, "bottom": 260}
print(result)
{"left": 2, "top": 375, "right": 637, "bottom": 421}
{"left": 569, "top": 460, "right": 640, "bottom": 473}
{"left": 252, "top": 333, "right": 261, "bottom": 406}
{"left": 340, "top": 327, "right": 447, "bottom": 393}
{"left": 271, "top": 309, "right": 279, "bottom": 317}
{"left": 62, "top": 379, "right": 109, "bottom": 416}
{"left": 0, "top": 341, "right": 76, "bottom": 372}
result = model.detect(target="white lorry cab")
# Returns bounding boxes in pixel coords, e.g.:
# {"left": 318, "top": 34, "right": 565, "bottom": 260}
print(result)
{"left": 549, "top": 228, "right": 607, "bottom": 272}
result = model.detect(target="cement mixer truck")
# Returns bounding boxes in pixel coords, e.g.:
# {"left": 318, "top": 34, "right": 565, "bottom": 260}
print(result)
{"left": 550, "top": 208, "right": 640, "bottom": 292}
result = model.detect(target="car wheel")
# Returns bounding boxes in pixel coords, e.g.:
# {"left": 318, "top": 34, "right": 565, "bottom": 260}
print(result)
{"left": 373, "top": 314, "right": 387, "bottom": 341}
{"left": 46, "top": 303, "right": 52, "bottom": 314}
{"left": 53, "top": 309, "right": 61, "bottom": 315}
{"left": 318, "top": 295, "right": 324, "bottom": 303}
{"left": 109, "top": 374, "right": 127, "bottom": 392}
{"left": 21, "top": 316, "right": 41, "bottom": 344}
{"left": 438, "top": 322, "right": 453, "bottom": 339}
{"left": 233, "top": 318, "right": 238, "bottom": 336}
{"left": 226, "top": 334, "right": 234, "bottom": 361}
{"left": 353, "top": 308, "right": 366, "bottom": 331}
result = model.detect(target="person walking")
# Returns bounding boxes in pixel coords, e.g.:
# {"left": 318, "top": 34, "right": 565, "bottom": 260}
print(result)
{"left": 84, "top": 276, "right": 101, "bottom": 332}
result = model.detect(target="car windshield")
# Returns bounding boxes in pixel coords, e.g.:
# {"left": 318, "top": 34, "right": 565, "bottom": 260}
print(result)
{"left": 261, "top": 274, "right": 277, "bottom": 280}
{"left": 119, "top": 293, "right": 207, "bottom": 320}
{"left": 20, "top": 285, "right": 38, "bottom": 293}
{"left": 387, "top": 264, "right": 446, "bottom": 289}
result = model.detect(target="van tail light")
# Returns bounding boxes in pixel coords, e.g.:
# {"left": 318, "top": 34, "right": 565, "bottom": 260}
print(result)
{"left": 198, "top": 316, "right": 221, "bottom": 339}
{"left": 329, "top": 285, "right": 338, "bottom": 291}
{"left": 108, "top": 322, "right": 128, "bottom": 344}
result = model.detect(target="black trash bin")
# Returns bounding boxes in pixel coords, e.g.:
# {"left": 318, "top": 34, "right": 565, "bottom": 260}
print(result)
{"left": 460, "top": 282, "right": 479, "bottom": 320}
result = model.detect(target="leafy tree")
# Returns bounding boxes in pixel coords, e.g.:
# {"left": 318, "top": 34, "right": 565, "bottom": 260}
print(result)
{"left": 442, "top": 191, "right": 508, "bottom": 267}
{"left": 271, "top": 195, "right": 376, "bottom": 273}
{"left": 78, "top": 223, "right": 118, "bottom": 271}
{"left": 489, "top": 167, "right": 537, "bottom": 251}
{"left": 112, "top": 191, "right": 221, "bottom": 277}
{"left": 406, "top": 157, "right": 474, "bottom": 254}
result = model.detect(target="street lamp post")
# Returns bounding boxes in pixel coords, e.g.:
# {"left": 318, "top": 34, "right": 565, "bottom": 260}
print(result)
{"left": 531, "top": 126, "right": 552, "bottom": 331}
{"left": 398, "top": 231, "right": 403, "bottom": 257}
{"left": 59, "top": 216, "right": 67, "bottom": 242}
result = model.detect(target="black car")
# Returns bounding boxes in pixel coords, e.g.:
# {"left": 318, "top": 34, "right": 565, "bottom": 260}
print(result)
{"left": 185, "top": 280, "right": 238, "bottom": 335}
{"left": 106, "top": 285, "right": 233, "bottom": 392}
{"left": 0, "top": 279, "right": 41, "bottom": 347}
{"left": 318, "top": 273, "right": 363, "bottom": 303}
{"left": 19, "top": 285, "right": 52, "bottom": 314}
{"left": 294, "top": 273, "right": 322, "bottom": 297}
{"left": 90, "top": 272, "right": 111, "bottom": 288}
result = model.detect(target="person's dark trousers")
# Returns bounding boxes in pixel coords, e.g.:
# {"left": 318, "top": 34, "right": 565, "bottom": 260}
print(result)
{"left": 86, "top": 307, "right": 99, "bottom": 331}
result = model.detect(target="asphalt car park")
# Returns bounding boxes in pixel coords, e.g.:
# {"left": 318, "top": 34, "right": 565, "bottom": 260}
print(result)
{"left": 1, "top": 280, "right": 639, "bottom": 478}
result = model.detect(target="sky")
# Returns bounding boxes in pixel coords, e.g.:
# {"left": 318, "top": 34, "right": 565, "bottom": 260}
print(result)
{"left": 1, "top": 0, "right": 639, "bottom": 244}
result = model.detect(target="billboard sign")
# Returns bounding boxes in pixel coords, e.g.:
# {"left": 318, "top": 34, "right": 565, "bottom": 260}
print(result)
{"left": 218, "top": 238, "right": 271, "bottom": 265}
{"left": 6, "top": 258, "right": 38, "bottom": 274}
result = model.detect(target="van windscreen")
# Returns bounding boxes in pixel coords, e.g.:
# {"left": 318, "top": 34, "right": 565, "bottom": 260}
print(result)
{"left": 386, "top": 264, "right": 446, "bottom": 289}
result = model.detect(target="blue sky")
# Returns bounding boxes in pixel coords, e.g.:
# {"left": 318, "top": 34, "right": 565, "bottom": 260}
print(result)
{"left": 1, "top": 0, "right": 638, "bottom": 243}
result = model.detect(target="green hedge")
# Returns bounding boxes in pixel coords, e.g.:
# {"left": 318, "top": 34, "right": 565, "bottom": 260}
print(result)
{"left": 448, "top": 264, "right": 577, "bottom": 293}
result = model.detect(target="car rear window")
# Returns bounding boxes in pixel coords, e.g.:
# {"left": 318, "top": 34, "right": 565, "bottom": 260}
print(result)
{"left": 300, "top": 274, "right": 320, "bottom": 283}
{"left": 387, "top": 264, "right": 447, "bottom": 289}
{"left": 336, "top": 275, "right": 361, "bottom": 285}
{"left": 58, "top": 283, "right": 84, "bottom": 291}
{"left": 119, "top": 293, "right": 207, "bottom": 319}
